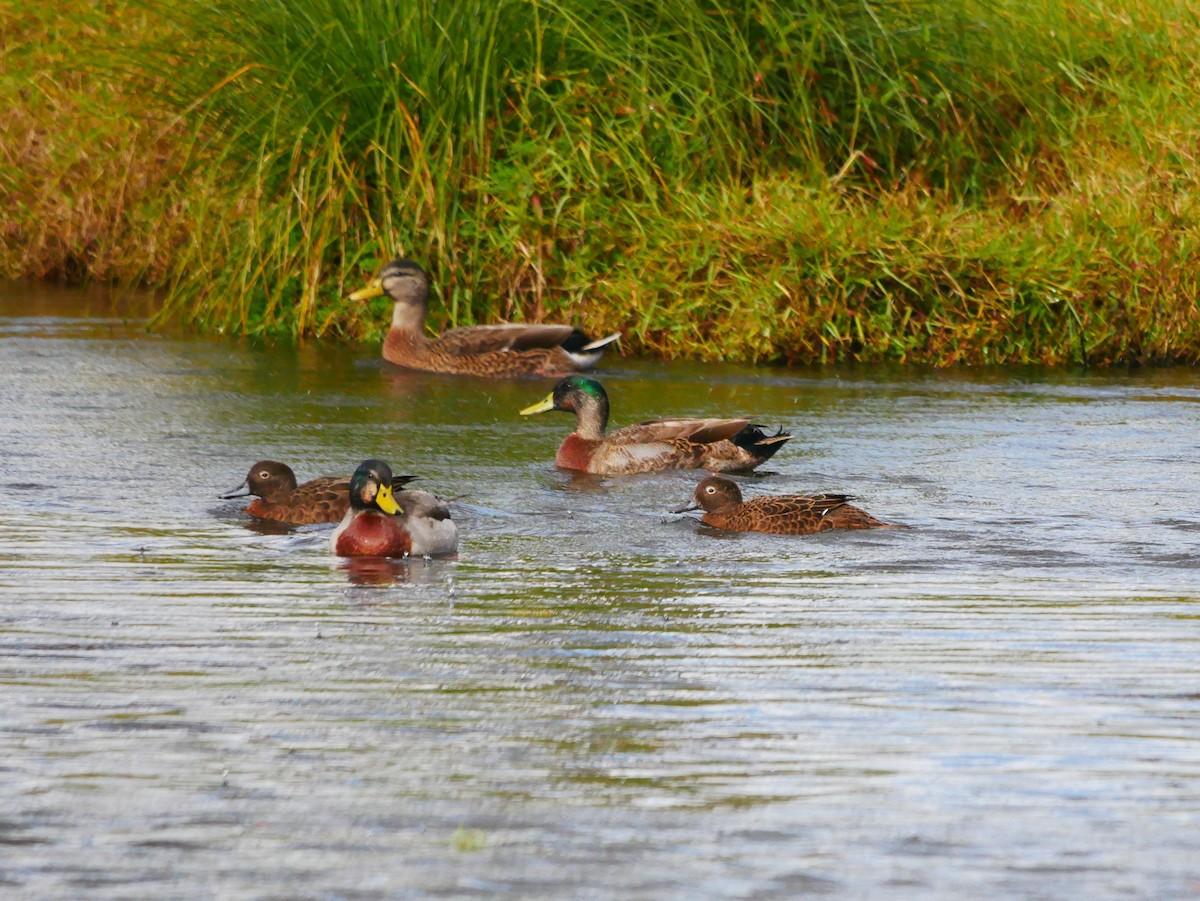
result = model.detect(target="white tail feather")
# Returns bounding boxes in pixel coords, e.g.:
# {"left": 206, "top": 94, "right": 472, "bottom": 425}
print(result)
{"left": 581, "top": 332, "right": 622, "bottom": 352}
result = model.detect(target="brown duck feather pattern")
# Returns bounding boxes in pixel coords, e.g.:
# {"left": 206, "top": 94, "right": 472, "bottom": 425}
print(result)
{"left": 586, "top": 418, "right": 779, "bottom": 475}
{"left": 384, "top": 330, "right": 584, "bottom": 377}
{"left": 245, "top": 476, "right": 352, "bottom": 525}
{"left": 435, "top": 323, "right": 582, "bottom": 356}
{"left": 703, "top": 493, "right": 893, "bottom": 535}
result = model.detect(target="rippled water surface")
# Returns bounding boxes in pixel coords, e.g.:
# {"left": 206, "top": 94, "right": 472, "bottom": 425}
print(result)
{"left": 2, "top": 284, "right": 1199, "bottom": 899}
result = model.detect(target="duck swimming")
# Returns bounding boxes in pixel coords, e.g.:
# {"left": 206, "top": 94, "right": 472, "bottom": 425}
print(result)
{"left": 675, "top": 475, "right": 897, "bottom": 535}
{"left": 222, "top": 461, "right": 348, "bottom": 525}
{"left": 520, "top": 376, "right": 791, "bottom": 474}
{"left": 349, "top": 258, "right": 620, "bottom": 377}
{"left": 330, "top": 459, "right": 458, "bottom": 557}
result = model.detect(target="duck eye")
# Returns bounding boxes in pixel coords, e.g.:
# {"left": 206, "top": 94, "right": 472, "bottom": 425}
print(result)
{"left": 705, "top": 485, "right": 716, "bottom": 494}
{"left": 258, "top": 470, "right": 270, "bottom": 479}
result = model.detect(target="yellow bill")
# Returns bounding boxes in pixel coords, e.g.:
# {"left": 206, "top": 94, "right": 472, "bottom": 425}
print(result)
{"left": 520, "top": 393, "right": 556, "bottom": 416}
{"left": 375, "top": 483, "right": 402, "bottom": 515}
{"left": 348, "top": 278, "right": 385, "bottom": 301}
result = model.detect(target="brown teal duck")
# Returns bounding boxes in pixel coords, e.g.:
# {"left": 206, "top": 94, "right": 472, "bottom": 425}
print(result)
{"left": 675, "top": 475, "right": 897, "bottom": 534}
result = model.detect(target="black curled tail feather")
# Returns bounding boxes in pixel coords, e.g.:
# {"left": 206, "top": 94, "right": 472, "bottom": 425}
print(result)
{"left": 561, "top": 329, "right": 620, "bottom": 353}
{"left": 732, "top": 425, "right": 793, "bottom": 461}
{"left": 558, "top": 329, "right": 593, "bottom": 353}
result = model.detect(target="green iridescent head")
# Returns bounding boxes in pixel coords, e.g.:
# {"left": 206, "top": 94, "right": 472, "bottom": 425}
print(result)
{"left": 520, "top": 375, "right": 609, "bottom": 415}
{"left": 349, "top": 459, "right": 403, "bottom": 514}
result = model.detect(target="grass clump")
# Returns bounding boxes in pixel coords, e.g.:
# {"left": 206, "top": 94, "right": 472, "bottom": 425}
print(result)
{"left": 0, "top": 3, "right": 198, "bottom": 283}
{"left": 4, "top": 0, "right": 1200, "bottom": 364}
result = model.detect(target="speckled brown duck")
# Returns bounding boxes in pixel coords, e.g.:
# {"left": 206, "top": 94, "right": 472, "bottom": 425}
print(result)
{"left": 220, "top": 460, "right": 415, "bottom": 525}
{"left": 519, "top": 376, "right": 791, "bottom": 475}
{"left": 348, "top": 258, "right": 620, "bottom": 377}
{"left": 675, "top": 475, "right": 897, "bottom": 535}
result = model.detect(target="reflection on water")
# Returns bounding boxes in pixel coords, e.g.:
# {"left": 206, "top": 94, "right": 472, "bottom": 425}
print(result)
{"left": 1, "top": 283, "right": 1199, "bottom": 899}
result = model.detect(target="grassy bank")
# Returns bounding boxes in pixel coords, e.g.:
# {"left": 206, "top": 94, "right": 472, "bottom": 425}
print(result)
{"left": 2, "top": 0, "right": 1199, "bottom": 365}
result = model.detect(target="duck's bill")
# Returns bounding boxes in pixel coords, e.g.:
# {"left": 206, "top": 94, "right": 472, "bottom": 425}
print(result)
{"left": 520, "top": 394, "right": 556, "bottom": 416}
{"left": 348, "top": 279, "right": 385, "bottom": 301}
{"left": 220, "top": 481, "right": 250, "bottom": 499}
{"left": 375, "top": 483, "right": 403, "bottom": 515}
{"left": 672, "top": 502, "right": 701, "bottom": 514}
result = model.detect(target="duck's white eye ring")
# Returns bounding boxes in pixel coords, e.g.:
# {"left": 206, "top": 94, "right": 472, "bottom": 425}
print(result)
{"left": 259, "top": 470, "right": 270, "bottom": 479}
{"left": 705, "top": 485, "right": 716, "bottom": 494}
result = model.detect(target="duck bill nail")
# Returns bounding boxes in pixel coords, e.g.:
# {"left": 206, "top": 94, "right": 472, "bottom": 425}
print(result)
{"left": 520, "top": 395, "right": 556, "bottom": 416}
{"left": 375, "top": 484, "right": 402, "bottom": 515}
{"left": 220, "top": 482, "right": 250, "bottom": 499}
{"left": 348, "top": 279, "right": 385, "bottom": 301}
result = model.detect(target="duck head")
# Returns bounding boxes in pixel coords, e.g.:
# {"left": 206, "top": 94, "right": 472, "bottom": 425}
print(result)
{"left": 221, "top": 460, "right": 299, "bottom": 501}
{"left": 349, "top": 258, "right": 430, "bottom": 333}
{"left": 349, "top": 459, "right": 404, "bottom": 514}
{"left": 673, "top": 475, "right": 743, "bottom": 514}
{"left": 520, "top": 375, "right": 610, "bottom": 439}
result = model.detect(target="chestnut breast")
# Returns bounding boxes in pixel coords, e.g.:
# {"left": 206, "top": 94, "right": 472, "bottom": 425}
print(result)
{"left": 334, "top": 512, "right": 413, "bottom": 558}
{"left": 555, "top": 433, "right": 600, "bottom": 472}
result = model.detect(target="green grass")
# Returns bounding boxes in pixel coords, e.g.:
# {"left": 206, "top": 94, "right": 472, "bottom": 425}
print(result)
{"left": 4, "top": 0, "right": 1200, "bottom": 364}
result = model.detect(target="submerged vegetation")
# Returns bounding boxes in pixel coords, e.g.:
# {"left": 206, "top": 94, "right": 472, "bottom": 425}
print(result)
{"left": 3, "top": 0, "right": 1200, "bottom": 364}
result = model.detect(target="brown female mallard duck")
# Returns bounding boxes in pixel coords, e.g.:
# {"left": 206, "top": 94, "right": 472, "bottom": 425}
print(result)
{"left": 675, "top": 475, "right": 897, "bottom": 534}
{"left": 519, "top": 376, "right": 791, "bottom": 474}
{"left": 330, "top": 459, "right": 458, "bottom": 557}
{"left": 348, "top": 258, "right": 620, "bottom": 377}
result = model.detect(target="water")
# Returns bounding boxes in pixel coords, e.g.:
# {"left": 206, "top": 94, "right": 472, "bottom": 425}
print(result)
{"left": 1, "top": 283, "right": 1198, "bottom": 899}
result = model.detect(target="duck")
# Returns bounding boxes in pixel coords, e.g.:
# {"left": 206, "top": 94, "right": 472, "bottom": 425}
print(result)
{"left": 331, "top": 459, "right": 458, "bottom": 557}
{"left": 519, "top": 376, "right": 791, "bottom": 474}
{"left": 675, "top": 475, "right": 897, "bottom": 534}
{"left": 221, "top": 460, "right": 354, "bottom": 525}
{"left": 348, "top": 258, "right": 621, "bottom": 377}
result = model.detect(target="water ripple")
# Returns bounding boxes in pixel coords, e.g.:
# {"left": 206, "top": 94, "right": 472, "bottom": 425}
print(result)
{"left": 2, "top": 286, "right": 1199, "bottom": 899}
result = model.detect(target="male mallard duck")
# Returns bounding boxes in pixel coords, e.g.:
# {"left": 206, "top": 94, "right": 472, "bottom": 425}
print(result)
{"left": 675, "top": 475, "right": 897, "bottom": 534}
{"left": 348, "top": 258, "right": 620, "bottom": 377}
{"left": 519, "top": 376, "right": 791, "bottom": 474}
{"left": 330, "top": 459, "right": 458, "bottom": 557}
{"left": 221, "top": 460, "right": 348, "bottom": 524}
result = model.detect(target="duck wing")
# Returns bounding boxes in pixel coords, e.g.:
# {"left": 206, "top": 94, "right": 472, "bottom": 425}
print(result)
{"left": 288, "top": 476, "right": 352, "bottom": 523}
{"left": 755, "top": 494, "right": 852, "bottom": 522}
{"left": 608, "top": 417, "right": 752, "bottom": 447}
{"left": 294, "top": 476, "right": 350, "bottom": 501}
{"left": 434, "top": 323, "right": 581, "bottom": 356}
{"left": 739, "top": 493, "right": 890, "bottom": 534}
{"left": 395, "top": 489, "right": 452, "bottom": 521}
{"left": 392, "top": 489, "right": 458, "bottom": 555}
